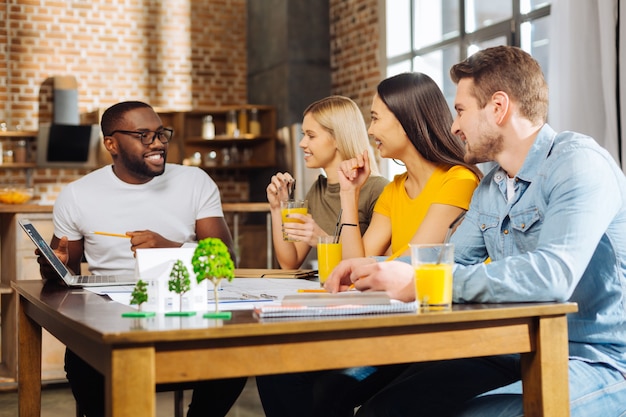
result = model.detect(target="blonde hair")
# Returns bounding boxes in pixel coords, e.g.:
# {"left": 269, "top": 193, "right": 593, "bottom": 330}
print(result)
{"left": 304, "top": 95, "right": 380, "bottom": 176}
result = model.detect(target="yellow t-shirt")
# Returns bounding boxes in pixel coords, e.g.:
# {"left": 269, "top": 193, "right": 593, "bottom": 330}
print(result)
{"left": 374, "top": 165, "right": 479, "bottom": 254}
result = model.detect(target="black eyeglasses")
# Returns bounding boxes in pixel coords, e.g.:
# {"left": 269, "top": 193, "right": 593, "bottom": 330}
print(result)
{"left": 108, "top": 128, "right": 173, "bottom": 145}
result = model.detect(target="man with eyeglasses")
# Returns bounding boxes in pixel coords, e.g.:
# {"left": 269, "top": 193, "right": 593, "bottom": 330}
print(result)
{"left": 38, "top": 101, "right": 246, "bottom": 417}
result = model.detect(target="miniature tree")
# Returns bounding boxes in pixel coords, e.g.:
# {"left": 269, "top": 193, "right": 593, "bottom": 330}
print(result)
{"left": 192, "top": 237, "right": 235, "bottom": 319}
{"left": 123, "top": 279, "right": 155, "bottom": 318}
{"left": 130, "top": 279, "right": 149, "bottom": 309}
{"left": 167, "top": 259, "right": 193, "bottom": 315}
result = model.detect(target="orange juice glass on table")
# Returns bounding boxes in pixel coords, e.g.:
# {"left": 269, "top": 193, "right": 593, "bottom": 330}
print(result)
{"left": 280, "top": 199, "right": 308, "bottom": 241}
{"left": 410, "top": 243, "right": 454, "bottom": 309}
{"left": 317, "top": 235, "right": 342, "bottom": 286}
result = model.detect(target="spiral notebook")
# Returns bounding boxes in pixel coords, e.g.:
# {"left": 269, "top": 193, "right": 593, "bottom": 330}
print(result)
{"left": 254, "top": 300, "right": 418, "bottom": 319}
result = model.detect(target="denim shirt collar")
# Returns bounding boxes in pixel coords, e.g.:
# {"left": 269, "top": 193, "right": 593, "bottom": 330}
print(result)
{"left": 492, "top": 124, "right": 557, "bottom": 200}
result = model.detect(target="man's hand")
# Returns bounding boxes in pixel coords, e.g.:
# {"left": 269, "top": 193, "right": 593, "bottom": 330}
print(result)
{"left": 37, "top": 236, "right": 70, "bottom": 281}
{"left": 323, "top": 257, "right": 376, "bottom": 292}
{"left": 127, "top": 230, "right": 181, "bottom": 254}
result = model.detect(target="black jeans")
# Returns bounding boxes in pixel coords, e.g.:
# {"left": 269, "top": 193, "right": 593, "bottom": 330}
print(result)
{"left": 354, "top": 355, "right": 521, "bottom": 417}
{"left": 256, "top": 364, "right": 411, "bottom": 417}
{"left": 65, "top": 349, "right": 247, "bottom": 417}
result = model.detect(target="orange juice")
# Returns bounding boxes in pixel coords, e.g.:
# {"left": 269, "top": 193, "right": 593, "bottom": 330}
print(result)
{"left": 317, "top": 240, "right": 342, "bottom": 285}
{"left": 281, "top": 206, "right": 307, "bottom": 241}
{"left": 414, "top": 263, "right": 453, "bottom": 307}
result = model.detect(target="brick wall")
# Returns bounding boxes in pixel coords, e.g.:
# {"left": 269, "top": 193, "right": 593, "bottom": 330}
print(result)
{"left": 329, "top": 0, "right": 383, "bottom": 170}
{"left": 0, "top": 0, "right": 382, "bottom": 203}
{"left": 329, "top": 0, "right": 382, "bottom": 116}
{"left": 0, "top": 0, "right": 247, "bottom": 202}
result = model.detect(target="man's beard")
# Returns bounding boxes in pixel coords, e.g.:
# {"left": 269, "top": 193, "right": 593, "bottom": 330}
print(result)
{"left": 118, "top": 151, "right": 167, "bottom": 179}
{"left": 464, "top": 131, "right": 504, "bottom": 165}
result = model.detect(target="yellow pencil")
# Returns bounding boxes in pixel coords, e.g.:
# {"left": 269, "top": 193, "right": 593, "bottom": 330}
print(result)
{"left": 385, "top": 245, "right": 408, "bottom": 262}
{"left": 91, "top": 231, "right": 131, "bottom": 238}
{"left": 297, "top": 289, "right": 327, "bottom": 293}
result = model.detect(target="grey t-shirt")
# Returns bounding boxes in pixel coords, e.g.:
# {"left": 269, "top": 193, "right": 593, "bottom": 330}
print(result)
{"left": 305, "top": 174, "right": 389, "bottom": 236}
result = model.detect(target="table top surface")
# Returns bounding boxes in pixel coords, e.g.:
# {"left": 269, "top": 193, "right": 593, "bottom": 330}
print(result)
{"left": 0, "top": 204, "right": 53, "bottom": 213}
{"left": 14, "top": 280, "right": 578, "bottom": 346}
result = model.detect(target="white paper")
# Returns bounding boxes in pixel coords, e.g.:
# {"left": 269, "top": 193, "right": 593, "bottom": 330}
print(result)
{"left": 86, "top": 277, "right": 322, "bottom": 311}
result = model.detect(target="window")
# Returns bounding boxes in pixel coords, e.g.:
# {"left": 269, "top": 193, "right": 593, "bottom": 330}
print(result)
{"left": 383, "top": 0, "right": 551, "bottom": 178}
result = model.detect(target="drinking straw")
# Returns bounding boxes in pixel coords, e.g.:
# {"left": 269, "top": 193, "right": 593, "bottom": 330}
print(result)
{"left": 443, "top": 211, "right": 466, "bottom": 244}
{"left": 332, "top": 208, "right": 343, "bottom": 243}
{"left": 436, "top": 211, "right": 466, "bottom": 264}
{"left": 335, "top": 223, "right": 358, "bottom": 243}
{"left": 288, "top": 178, "right": 296, "bottom": 200}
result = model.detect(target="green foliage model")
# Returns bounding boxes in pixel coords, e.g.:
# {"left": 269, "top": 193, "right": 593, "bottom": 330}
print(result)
{"left": 129, "top": 279, "right": 149, "bottom": 311}
{"left": 168, "top": 259, "right": 191, "bottom": 312}
{"left": 192, "top": 237, "right": 234, "bottom": 313}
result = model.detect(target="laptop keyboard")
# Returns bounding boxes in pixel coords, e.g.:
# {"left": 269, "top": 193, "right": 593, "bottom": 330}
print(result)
{"left": 76, "top": 275, "right": 123, "bottom": 284}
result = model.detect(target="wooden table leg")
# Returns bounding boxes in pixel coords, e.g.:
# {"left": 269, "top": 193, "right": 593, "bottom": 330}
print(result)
{"left": 17, "top": 295, "right": 42, "bottom": 417}
{"left": 521, "top": 314, "right": 570, "bottom": 417}
{"left": 107, "top": 347, "right": 155, "bottom": 417}
{"left": 266, "top": 212, "right": 272, "bottom": 268}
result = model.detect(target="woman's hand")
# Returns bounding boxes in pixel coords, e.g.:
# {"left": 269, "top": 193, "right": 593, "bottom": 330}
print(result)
{"left": 282, "top": 213, "right": 326, "bottom": 247}
{"left": 266, "top": 172, "right": 295, "bottom": 209}
{"left": 338, "top": 150, "right": 370, "bottom": 193}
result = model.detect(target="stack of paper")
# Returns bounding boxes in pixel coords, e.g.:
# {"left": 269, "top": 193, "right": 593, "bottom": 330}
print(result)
{"left": 282, "top": 291, "right": 392, "bottom": 306}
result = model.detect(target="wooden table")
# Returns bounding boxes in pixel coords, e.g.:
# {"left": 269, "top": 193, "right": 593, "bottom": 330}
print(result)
{"left": 14, "top": 280, "right": 577, "bottom": 417}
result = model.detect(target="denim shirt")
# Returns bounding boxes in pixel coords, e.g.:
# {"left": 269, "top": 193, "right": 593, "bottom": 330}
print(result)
{"left": 449, "top": 124, "right": 626, "bottom": 374}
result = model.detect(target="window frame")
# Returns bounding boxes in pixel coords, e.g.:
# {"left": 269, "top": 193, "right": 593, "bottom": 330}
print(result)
{"left": 385, "top": 0, "right": 551, "bottom": 73}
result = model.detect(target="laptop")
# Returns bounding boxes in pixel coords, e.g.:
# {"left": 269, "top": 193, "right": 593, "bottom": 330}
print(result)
{"left": 19, "top": 219, "right": 137, "bottom": 288}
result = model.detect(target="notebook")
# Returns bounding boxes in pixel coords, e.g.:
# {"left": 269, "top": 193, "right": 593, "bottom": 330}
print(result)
{"left": 254, "top": 300, "right": 418, "bottom": 319}
{"left": 255, "top": 290, "right": 417, "bottom": 318}
{"left": 19, "top": 219, "right": 137, "bottom": 288}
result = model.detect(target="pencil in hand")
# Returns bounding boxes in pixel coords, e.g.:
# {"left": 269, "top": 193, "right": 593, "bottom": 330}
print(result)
{"left": 91, "top": 231, "right": 131, "bottom": 238}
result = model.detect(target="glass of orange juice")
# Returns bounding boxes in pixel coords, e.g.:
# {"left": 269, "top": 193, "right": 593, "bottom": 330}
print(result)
{"left": 280, "top": 199, "right": 308, "bottom": 241}
{"left": 317, "top": 236, "right": 342, "bottom": 286}
{"left": 410, "top": 243, "right": 454, "bottom": 310}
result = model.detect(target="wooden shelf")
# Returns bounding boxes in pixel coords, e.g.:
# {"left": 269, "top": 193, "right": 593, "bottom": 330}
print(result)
{"left": 0, "top": 132, "right": 37, "bottom": 184}
{"left": 185, "top": 135, "right": 273, "bottom": 143}
{"left": 0, "top": 130, "right": 37, "bottom": 138}
{"left": 0, "top": 162, "right": 37, "bottom": 169}
{"left": 158, "top": 106, "right": 277, "bottom": 170}
{"left": 200, "top": 164, "right": 273, "bottom": 170}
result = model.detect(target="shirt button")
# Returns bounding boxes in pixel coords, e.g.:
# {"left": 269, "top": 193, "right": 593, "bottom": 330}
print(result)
{"left": 481, "top": 224, "right": 486, "bottom": 230}
{"left": 521, "top": 223, "right": 525, "bottom": 229}
{"left": 503, "top": 229, "right": 509, "bottom": 235}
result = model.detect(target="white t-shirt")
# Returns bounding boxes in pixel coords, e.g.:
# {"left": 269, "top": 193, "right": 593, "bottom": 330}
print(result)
{"left": 53, "top": 164, "right": 224, "bottom": 275}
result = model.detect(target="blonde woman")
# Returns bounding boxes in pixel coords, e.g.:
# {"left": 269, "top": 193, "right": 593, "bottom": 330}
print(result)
{"left": 266, "top": 95, "right": 388, "bottom": 269}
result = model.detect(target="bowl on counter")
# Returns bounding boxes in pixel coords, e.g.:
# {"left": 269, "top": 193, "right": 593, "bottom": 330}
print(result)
{"left": 0, "top": 187, "right": 34, "bottom": 204}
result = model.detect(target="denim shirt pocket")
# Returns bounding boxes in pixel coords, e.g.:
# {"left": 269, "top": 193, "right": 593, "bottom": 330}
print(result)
{"left": 477, "top": 213, "right": 500, "bottom": 242}
{"left": 509, "top": 207, "right": 542, "bottom": 251}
